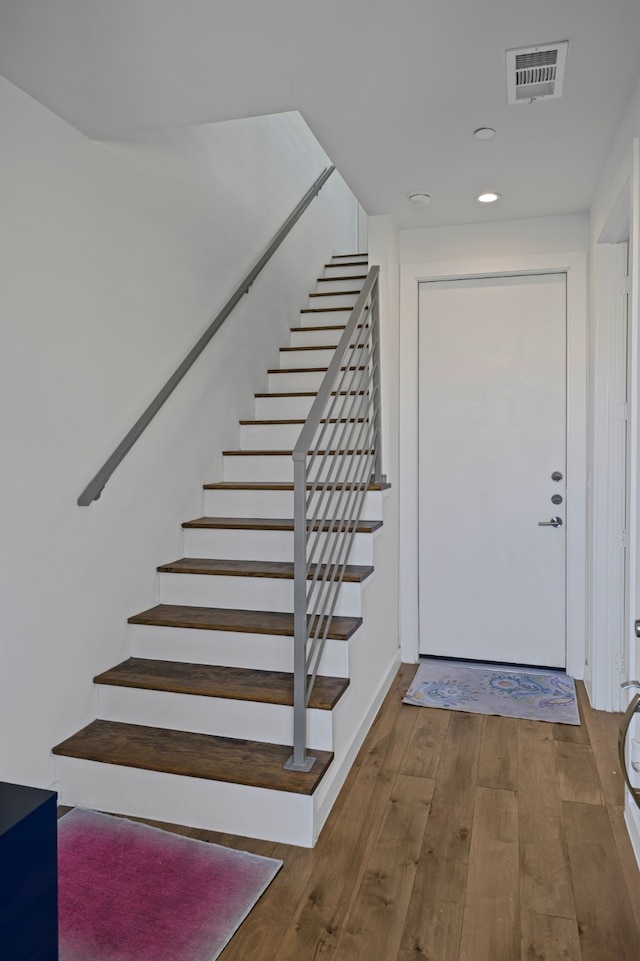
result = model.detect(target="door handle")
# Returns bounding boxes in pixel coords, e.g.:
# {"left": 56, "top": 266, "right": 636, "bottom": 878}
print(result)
{"left": 538, "top": 516, "right": 563, "bottom": 527}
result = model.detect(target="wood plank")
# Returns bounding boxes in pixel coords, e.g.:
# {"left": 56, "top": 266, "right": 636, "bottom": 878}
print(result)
{"left": 318, "top": 276, "right": 367, "bottom": 283}
{"left": 606, "top": 803, "right": 640, "bottom": 941}
{"left": 520, "top": 912, "right": 581, "bottom": 961}
{"left": 326, "top": 774, "right": 433, "bottom": 961}
{"left": 563, "top": 800, "right": 640, "bottom": 960}
{"left": 478, "top": 714, "right": 518, "bottom": 791}
{"left": 127, "top": 604, "right": 362, "bottom": 640}
{"left": 223, "top": 445, "right": 370, "bottom": 454}
{"left": 552, "top": 684, "right": 589, "bottom": 743}
{"left": 274, "top": 677, "right": 419, "bottom": 961}
{"left": 52, "top": 719, "right": 332, "bottom": 795}
{"left": 202, "top": 480, "right": 390, "bottom": 491}
{"left": 459, "top": 787, "right": 520, "bottom": 961}
{"left": 577, "top": 682, "right": 625, "bottom": 806}
{"left": 397, "top": 711, "right": 483, "bottom": 961}
{"left": 94, "top": 658, "right": 349, "bottom": 710}
{"left": 554, "top": 741, "right": 603, "bottom": 804}
{"left": 156, "top": 557, "right": 374, "bottom": 582}
{"left": 205, "top": 840, "right": 317, "bottom": 961}
{"left": 518, "top": 721, "right": 576, "bottom": 918}
{"left": 398, "top": 705, "right": 449, "bottom": 779}
{"left": 181, "top": 516, "right": 383, "bottom": 533}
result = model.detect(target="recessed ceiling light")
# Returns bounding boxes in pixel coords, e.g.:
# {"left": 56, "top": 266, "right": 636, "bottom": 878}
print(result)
{"left": 476, "top": 191, "right": 501, "bottom": 203}
{"left": 474, "top": 127, "right": 496, "bottom": 140}
{"left": 408, "top": 192, "right": 431, "bottom": 207}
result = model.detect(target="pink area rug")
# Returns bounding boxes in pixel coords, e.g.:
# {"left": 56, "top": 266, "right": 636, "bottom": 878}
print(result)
{"left": 58, "top": 809, "right": 282, "bottom": 961}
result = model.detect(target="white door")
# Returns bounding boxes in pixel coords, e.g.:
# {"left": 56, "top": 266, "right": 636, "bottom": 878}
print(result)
{"left": 418, "top": 273, "right": 567, "bottom": 667}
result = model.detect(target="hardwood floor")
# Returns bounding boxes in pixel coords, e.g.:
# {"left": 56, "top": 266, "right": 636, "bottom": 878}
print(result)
{"left": 62, "top": 664, "right": 640, "bottom": 960}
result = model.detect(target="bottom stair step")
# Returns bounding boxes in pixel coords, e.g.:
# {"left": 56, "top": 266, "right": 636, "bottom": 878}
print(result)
{"left": 52, "top": 719, "right": 332, "bottom": 795}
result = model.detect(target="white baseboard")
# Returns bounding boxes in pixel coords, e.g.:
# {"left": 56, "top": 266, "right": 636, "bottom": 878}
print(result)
{"left": 624, "top": 795, "right": 640, "bottom": 868}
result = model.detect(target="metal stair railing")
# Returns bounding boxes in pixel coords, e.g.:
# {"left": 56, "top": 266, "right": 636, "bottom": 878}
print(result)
{"left": 285, "top": 266, "right": 382, "bottom": 772}
{"left": 77, "top": 166, "right": 335, "bottom": 506}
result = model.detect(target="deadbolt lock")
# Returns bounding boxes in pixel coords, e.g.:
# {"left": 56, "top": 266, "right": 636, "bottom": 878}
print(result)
{"left": 551, "top": 471, "right": 563, "bottom": 482}
{"left": 551, "top": 494, "right": 563, "bottom": 505}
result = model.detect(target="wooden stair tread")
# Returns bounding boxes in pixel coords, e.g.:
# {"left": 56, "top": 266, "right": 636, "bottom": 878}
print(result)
{"left": 330, "top": 254, "right": 368, "bottom": 260}
{"left": 238, "top": 418, "right": 366, "bottom": 425}
{"left": 95, "top": 658, "right": 348, "bottom": 709}
{"left": 290, "top": 323, "right": 367, "bottom": 332}
{"left": 254, "top": 390, "right": 367, "bottom": 398}
{"left": 182, "top": 515, "right": 382, "bottom": 532}
{"left": 280, "top": 344, "right": 339, "bottom": 351}
{"left": 268, "top": 366, "right": 329, "bottom": 374}
{"left": 203, "top": 480, "right": 390, "bottom": 491}
{"left": 128, "top": 604, "right": 362, "bottom": 640}
{"left": 280, "top": 344, "right": 366, "bottom": 353}
{"left": 325, "top": 254, "right": 369, "bottom": 267}
{"left": 291, "top": 324, "right": 346, "bottom": 332}
{"left": 268, "top": 365, "right": 329, "bottom": 373}
{"left": 300, "top": 307, "right": 362, "bottom": 314}
{"left": 267, "top": 365, "right": 367, "bottom": 374}
{"left": 310, "top": 289, "right": 362, "bottom": 297}
{"left": 223, "top": 448, "right": 374, "bottom": 456}
{"left": 52, "top": 720, "right": 332, "bottom": 795}
{"left": 317, "top": 275, "right": 367, "bottom": 282}
{"left": 157, "top": 557, "right": 374, "bottom": 582}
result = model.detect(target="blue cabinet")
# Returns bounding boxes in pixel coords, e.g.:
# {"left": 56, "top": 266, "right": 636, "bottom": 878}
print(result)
{"left": 0, "top": 781, "right": 58, "bottom": 961}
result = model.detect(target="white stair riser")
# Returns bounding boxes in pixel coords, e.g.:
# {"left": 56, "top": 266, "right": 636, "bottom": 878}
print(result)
{"left": 280, "top": 346, "right": 369, "bottom": 371}
{"left": 268, "top": 369, "right": 327, "bottom": 392}
{"left": 56, "top": 757, "right": 317, "bottom": 846}
{"left": 182, "top": 527, "right": 376, "bottom": 565}
{"left": 96, "top": 686, "right": 334, "bottom": 751}
{"left": 309, "top": 292, "right": 359, "bottom": 309}
{"left": 239, "top": 421, "right": 369, "bottom": 450}
{"left": 315, "top": 275, "right": 364, "bottom": 292}
{"left": 290, "top": 326, "right": 346, "bottom": 347}
{"left": 130, "top": 623, "right": 350, "bottom": 676}
{"left": 298, "top": 307, "right": 353, "bottom": 327}
{"left": 323, "top": 264, "right": 369, "bottom": 279}
{"left": 223, "top": 452, "right": 366, "bottom": 483}
{"left": 203, "top": 486, "right": 383, "bottom": 519}
{"left": 329, "top": 257, "right": 368, "bottom": 268}
{"left": 157, "top": 571, "right": 364, "bottom": 616}
{"left": 279, "top": 347, "right": 337, "bottom": 369}
{"left": 254, "top": 394, "right": 315, "bottom": 419}
{"left": 254, "top": 391, "right": 366, "bottom": 420}
{"left": 240, "top": 422, "right": 303, "bottom": 449}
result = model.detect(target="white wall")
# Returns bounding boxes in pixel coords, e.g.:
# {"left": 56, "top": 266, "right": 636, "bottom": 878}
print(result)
{"left": 0, "top": 75, "right": 361, "bottom": 789}
{"left": 590, "top": 71, "right": 640, "bottom": 860}
{"left": 368, "top": 215, "right": 401, "bottom": 662}
{"left": 400, "top": 213, "right": 589, "bottom": 263}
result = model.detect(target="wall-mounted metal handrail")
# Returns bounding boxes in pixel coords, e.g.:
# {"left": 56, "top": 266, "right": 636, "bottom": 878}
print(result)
{"left": 285, "top": 265, "right": 382, "bottom": 772}
{"left": 77, "top": 165, "right": 336, "bottom": 506}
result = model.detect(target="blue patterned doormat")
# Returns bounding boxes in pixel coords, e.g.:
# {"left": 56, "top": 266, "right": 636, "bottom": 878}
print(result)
{"left": 403, "top": 660, "right": 580, "bottom": 725}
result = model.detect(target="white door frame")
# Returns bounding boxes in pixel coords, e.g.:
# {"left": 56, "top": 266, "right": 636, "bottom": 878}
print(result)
{"left": 589, "top": 239, "right": 629, "bottom": 710}
{"left": 625, "top": 138, "right": 640, "bottom": 869}
{"left": 399, "top": 252, "right": 588, "bottom": 679}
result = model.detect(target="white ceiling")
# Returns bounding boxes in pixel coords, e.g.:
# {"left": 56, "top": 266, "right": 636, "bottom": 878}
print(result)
{"left": 2, "top": 0, "right": 640, "bottom": 228}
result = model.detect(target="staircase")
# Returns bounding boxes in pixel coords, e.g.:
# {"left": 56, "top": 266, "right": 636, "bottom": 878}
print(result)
{"left": 53, "top": 254, "right": 399, "bottom": 847}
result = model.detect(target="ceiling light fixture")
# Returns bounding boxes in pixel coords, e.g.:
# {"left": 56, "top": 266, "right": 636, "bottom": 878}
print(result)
{"left": 474, "top": 127, "right": 496, "bottom": 140}
{"left": 476, "top": 191, "right": 501, "bottom": 203}
{"left": 408, "top": 192, "right": 431, "bottom": 208}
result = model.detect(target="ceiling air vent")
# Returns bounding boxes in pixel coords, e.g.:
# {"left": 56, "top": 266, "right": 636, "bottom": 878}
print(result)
{"left": 506, "top": 42, "right": 568, "bottom": 104}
